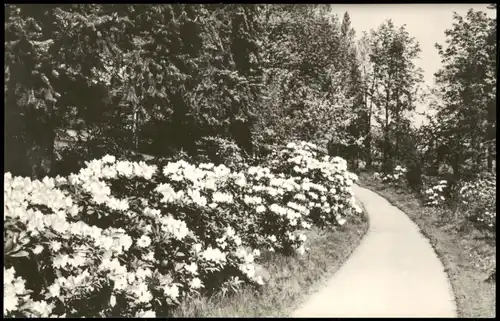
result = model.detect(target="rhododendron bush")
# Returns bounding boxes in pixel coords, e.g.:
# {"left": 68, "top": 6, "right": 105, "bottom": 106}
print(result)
{"left": 456, "top": 177, "right": 496, "bottom": 230}
{"left": 266, "top": 141, "right": 362, "bottom": 227}
{"left": 374, "top": 167, "right": 496, "bottom": 231}
{"left": 423, "top": 180, "right": 449, "bottom": 207}
{"left": 372, "top": 165, "right": 408, "bottom": 186}
{"left": 4, "top": 141, "right": 361, "bottom": 318}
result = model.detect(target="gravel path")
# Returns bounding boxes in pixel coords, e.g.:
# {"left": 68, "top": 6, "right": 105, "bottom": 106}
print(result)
{"left": 291, "top": 184, "right": 457, "bottom": 317}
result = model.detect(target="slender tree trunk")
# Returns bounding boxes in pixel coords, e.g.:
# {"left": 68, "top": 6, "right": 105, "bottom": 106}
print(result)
{"left": 471, "top": 134, "right": 481, "bottom": 174}
{"left": 487, "top": 100, "right": 495, "bottom": 172}
{"left": 487, "top": 142, "right": 494, "bottom": 172}
{"left": 394, "top": 92, "right": 400, "bottom": 165}
{"left": 366, "top": 73, "right": 376, "bottom": 168}
{"left": 384, "top": 111, "right": 390, "bottom": 172}
{"left": 477, "top": 141, "right": 484, "bottom": 171}
{"left": 383, "top": 81, "right": 391, "bottom": 173}
{"left": 395, "top": 124, "right": 399, "bottom": 164}
{"left": 366, "top": 110, "right": 372, "bottom": 167}
{"left": 362, "top": 71, "right": 369, "bottom": 167}
{"left": 134, "top": 109, "right": 139, "bottom": 151}
{"left": 432, "top": 140, "right": 440, "bottom": 176}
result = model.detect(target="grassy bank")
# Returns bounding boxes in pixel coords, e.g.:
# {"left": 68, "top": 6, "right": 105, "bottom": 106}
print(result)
{"left": 358, "top": 172, "right": 496, "bottom": 318}
{"left": 173, "top": 199, "right": 369, "bottom": 317}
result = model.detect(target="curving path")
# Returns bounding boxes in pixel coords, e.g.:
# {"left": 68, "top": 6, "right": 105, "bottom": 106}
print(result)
{"left": 291, "top": 184, "right": 457, "bottom": 318}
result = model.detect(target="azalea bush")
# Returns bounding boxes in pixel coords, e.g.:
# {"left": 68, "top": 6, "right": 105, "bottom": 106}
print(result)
{"left": 193, "top": 137, "right": 246, "bottom": 171}
{"left": 420, "top": 175, "right": 495, "bottom": 231}
{"left": 4, "top": 141, "right": 362, "bottom": 318}
{"left": 265, "top": 141, "right": 362, "bottom": 228}
{"left": 423, "top": 180, "right": 449, "bottom": 207}
{"left": 372, "top": 165, "right": 408, "bottom": 187}
{"left": 456, "top": 177, "right": 496, "bottom": 230}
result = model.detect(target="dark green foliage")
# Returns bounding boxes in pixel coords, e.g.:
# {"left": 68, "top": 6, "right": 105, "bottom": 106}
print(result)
{"left": 6, "top": 4, "right": 494, "bottom": 188}
{"left": 5, "top": 4, "right": 268, "bottom": 178}
{"left": 430, "top": 8, "right": 497, "bottom": 179}
{"left": 194, "top": 136, "right": 245, "bottom": 170}
{"left": 5, "top": 4, "right": 374, "bottom": 178}
{"left": 405, "top": 158, "right": 423, "bottom": 193}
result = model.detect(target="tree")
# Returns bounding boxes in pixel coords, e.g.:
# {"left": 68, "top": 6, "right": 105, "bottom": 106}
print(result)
{"left": 5, "top": 4, "right": 385, "bottom": 175}
{"left": 254, "top": 5, "right": 345, "bottom": 147}
{"left": 433, "top": 8, "right": 496, "bottom": 176}
{"left": 367, "top": 20, "right": 423, "bottom": 172}
{"left": 4, "top": 4, "right": 268, "bottom": 176}
{"left": 357, "top": 31, "right": 376, "bottom": 167}
{"left": 339, "top": 12, "right": 368, "bottom": 168}
{"left": 5, "top": 5, "right": 107, "bottom": 177}
{"left": 254, "top": 6, "right": 367, "bottom": 160}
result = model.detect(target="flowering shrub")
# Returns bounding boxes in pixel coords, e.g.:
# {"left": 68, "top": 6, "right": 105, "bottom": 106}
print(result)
{"left": 265, "top": 141, "right": 362, "bottom": 228}
{"left": 194, "top": 136, "right": 245, "bottom": 171}
{"left": 420, "top": 175, "right": 495, "bottom": 230}
{"left": 456, "top": 177, "right": 496, "bottom": 230}
{"left": 4, "top": 141, "right": 361, "bottom": 317}
{"left": 373, "top": 165, "right": 407, "bottom": 185}
{"left": 423, "top": 180, "right": 449, "bottom": 207}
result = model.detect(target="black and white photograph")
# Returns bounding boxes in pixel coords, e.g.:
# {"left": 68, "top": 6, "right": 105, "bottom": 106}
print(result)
{"left": 4, "top": 3, "right": 496, "bottom": 318}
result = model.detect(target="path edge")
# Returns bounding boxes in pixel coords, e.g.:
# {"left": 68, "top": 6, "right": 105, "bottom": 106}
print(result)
{"left": 357, "top": 184, "right": 459, "bottom": 317}
{"left": 288, "top": 194, "right": 372, "bottom": 316}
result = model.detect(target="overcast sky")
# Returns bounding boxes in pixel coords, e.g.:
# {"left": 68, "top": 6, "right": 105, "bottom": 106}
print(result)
{"left": 328, "top": 3, "right": 496, "bottom": 126}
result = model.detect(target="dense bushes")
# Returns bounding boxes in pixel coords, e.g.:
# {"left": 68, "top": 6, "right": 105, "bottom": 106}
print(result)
{"left": 265, "top": 141, "right": 361, "bottom": 227}
{"left": 422, "top": 180, "right": 449, "bottom": 207}
{"left": 371, "top": 167, "right": 496, "bottom": 232}
{"left": 4, "top": 141, "right": 361, "bottom": 317}
{"left": 372, "top": 165, "right": 407, "bottom": 188}
{"left": 455, "top": 177, "right": 496, "bottom": 230}
{"left": 193, "top": 136, "right": 246, "bottom": 170}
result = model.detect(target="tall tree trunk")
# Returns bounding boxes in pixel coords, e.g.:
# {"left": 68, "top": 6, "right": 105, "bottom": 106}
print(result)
{"left": 365, "top": 72, "right": 376, "bottom": 168}
{"left": 133, "top": 107, "right": 139, "bottom": 151}
{"left": 362, "top": 73, "right": 369, "bottom": 167}
{"left": 471, "top": 134, "right": 481, "bottom": 174}
{"left": 395, "top": 124, "right": 399, "bottom": 164}
{"left": 383, "top": 82, "right": 391, "bottom": 173}
{"left": 487, "top": 100, "right": 495, "bottom": 172}
{"left": 394, "top": 92, "right": 400, "bottom": 165}
{"left": 487, "top": 142, "right": 494, "bottom": 172}
{"left": 366, "top": 111, "right": 372, "bottom": 167}
{"left": 432, "top": 139, "right": 441, "bottom": 176}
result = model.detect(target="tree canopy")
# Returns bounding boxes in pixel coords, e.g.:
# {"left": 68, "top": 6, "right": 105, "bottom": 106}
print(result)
{"left": 4, "top": 4, "right": 497, "bottom": 181}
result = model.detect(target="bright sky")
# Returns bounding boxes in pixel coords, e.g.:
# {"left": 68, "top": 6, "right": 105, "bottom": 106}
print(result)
{"left": 329, "top": 3, "right": 496, "bottom": 127}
